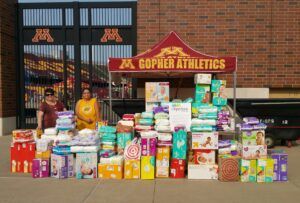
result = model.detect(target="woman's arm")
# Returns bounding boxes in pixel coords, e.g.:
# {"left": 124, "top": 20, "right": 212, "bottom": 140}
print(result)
{"left": 37, "top": 110, "right": 44, "bottom": 130}
{"left": 95, "top": 99, "right": 101, "bottom": 122}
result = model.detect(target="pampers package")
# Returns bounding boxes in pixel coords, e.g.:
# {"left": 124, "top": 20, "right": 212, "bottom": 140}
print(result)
{"left": 141, "top": 156, "right": 155, "bottom": 180}
{"left": 195, "top": 84, "right": 211, "bottom": 103}
{"left": 211, "top": 80, "right": 226, "bottom": 93}
{"left": 51, "top": 154, "right": 74, "bottom": 179}
{"left": 76, "top": 153, "right": 98, "bottom": 179}
{"left": 241, "top": 145, "right": 267, "bottom": 159}
{"left": 240, "top": 159, "right": 257, "bottom": 182}
{"left": 257, "top": 158, "right": 274, "bottom": 183}
{"left": 192, "top": 132, "right": 218, "bottom": 150}
{"left": 172, "top": 130, "right": 187, "bottom": 159}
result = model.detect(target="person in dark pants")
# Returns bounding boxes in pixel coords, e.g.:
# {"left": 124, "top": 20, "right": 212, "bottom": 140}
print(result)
{"left": 37, "top": 88, "right": 66, "bottom": 130}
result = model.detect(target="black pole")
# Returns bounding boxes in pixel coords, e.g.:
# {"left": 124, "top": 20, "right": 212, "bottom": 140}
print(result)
{"left": 74, "top": 2, "right": 81, "bottom": 102}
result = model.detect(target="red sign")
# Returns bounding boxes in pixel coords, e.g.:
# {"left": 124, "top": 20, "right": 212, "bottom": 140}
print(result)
{"left": 32, "top": 29, "right": 54, "bottom": 43}
{"left": 101, "top": 28, "right": 123, "bottom": 43}
{"left": 109, "top": 31, "right": 237, "bottom": 73}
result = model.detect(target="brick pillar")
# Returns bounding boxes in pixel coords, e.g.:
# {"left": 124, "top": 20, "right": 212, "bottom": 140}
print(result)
{"left": 0, "top": 0, "right": 17, "bottom": 135}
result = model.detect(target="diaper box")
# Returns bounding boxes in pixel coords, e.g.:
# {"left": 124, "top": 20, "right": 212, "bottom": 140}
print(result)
{"left": 156, "top": 147, "right": 170, "bottom": 167}
{"left": 35, "top": 150, "right": 51, "bottom": 159}
{"left": 11, "top": 142, "right": 36, "bottom": 173}
{"left": 156, "top": 167, "right": 169, "bottom": 178}
{"left": 195, "top": 84, "right": 211, "bottom": 103}
{"left": 271, "top": 153, "right": 288, "bottom": 181}
{"left": 124, "top": 159, "right": 140, "bottom": 179}
{"left": 240, "top": 159, "right": 257, "bottom": 182}
{"left": 257, "top": 158, "right": 274, "bottom": 183}
{"left": 211, "top": 80, "right": 226, "bottom": 93}
{"left": 170, "top": 159, "right": 186, "bottom": 178}
{"left": 194, "top": 150, "right": 216, "bottom": 165}
{"left": 188, "top": 164, "right": 218, "bottom": 180}
{"left": 141, "top": 156, "right": 155, "bottom": 180}
{"left": 172, "top": 130, "right": 187, "bottom": 159}
{"left": 32, "top": 159, "right": 49, "bottom": 178}
{"left": 51, "top": 154, "right": 74, "bottom": 179}
{"left": 212, "top": 95, "right": 227, "bottom": 106}
{"left": 76, "top": 153, "right": 98, "bottom": 179}
{"left": 218, "top": 156, "right": 240, "bottom": 182}
{"left": 192, "top": 132, "right": 218, "bottom": 150}
{"left": 194, "top": 74, "right": 212, "bottom": 84}
{"left": 141, "top": 137, "right": 157, "bottom": 156}
{"left": 242, "top": 130, "right": 265, "bottom": 146}
{"left": 241, "top": 145, "right": 267, "bottom": 160}
{"left": 98, "top": 164, "right": 123, "bottom": 179}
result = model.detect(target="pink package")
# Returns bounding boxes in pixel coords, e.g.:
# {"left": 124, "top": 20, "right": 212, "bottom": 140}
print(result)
{"left": 141, "top": 137, "right": 157, "bottom": 156}
{"left": 32, "top": 159, "right": 49, "bottom": 178}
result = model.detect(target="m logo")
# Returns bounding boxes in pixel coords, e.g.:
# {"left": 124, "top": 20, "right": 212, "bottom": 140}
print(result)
{"left": 32, "top": 29, "right": 54, "bottom": 43}
{"left": 119, "top": 59, "right": 135, "bottom": 69}
{"left": 101, "top": 29, "right": 123, "bottom": 43}
{"left": 154, "top": 47, "right": 190, "bottom": 58}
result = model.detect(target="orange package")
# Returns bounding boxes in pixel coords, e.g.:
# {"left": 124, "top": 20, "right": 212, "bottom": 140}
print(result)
{"left": 98, "top": 164, "right": 123, "bottom": 179}
{"left": 124, "top": 160, "right": 140, "bottom": 179}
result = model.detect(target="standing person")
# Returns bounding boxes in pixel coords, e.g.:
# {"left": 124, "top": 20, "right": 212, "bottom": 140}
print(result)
{"left": 75, "top": 88, "right": 101, "bottom": 130}
{"left": 37, "top": 88, "right": 66, "bottom": 130}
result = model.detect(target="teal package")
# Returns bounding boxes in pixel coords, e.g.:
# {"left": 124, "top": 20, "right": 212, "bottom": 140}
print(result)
{"left": 212, "top": 96, "right": 227, "bottom": 106}
{"left": 195, "top": 84, "right": 210, "bottom": 102}
{"left": 117, "top": 133, "right": 132, "bottom": 149}
{"left": 211, "top": 80, "right": 226, "bottom": 93}
{"left": 172, "top": 130, "right": 187, "bottom": 159}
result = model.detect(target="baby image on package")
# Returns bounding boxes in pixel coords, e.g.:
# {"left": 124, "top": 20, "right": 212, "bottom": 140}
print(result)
{"left": 76, "top": 153, "right": 98, "bottom": 179}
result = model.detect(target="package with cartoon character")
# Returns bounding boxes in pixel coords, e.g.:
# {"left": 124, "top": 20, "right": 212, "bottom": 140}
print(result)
{"left": 145, "top": 82, "right": 169, "bottom": 102}
{"left": 141, "top": 156, "right": 155, "bottom": 180}
{"left": 124, "top": 160, "right": 140, "bottom": 179}
{"left": 195, "top": 84, "right": 211, "bottom": 103}
{"left": 194, "top": 150, "right": 216, "bottom": 165}
{"left": 156, "top": 147, "right": 170, "bottom": 178}
{"left": 240, "top": 159, "right": 257, "bottom": 182}
{"left": 188, "top": 164, "right": 218, "bottom": 180}
{"left": 241, "top": 131, "right": 257, "bottom": 146}
{"left": 172, "top": 130, "right": 187, "bottom": 159}
{"left": 241, "top": 145, "right": 267, "bottom": 159}
{"left": 257, "top": 158, "right": 274, "bottom": 183}
{"left": 76, "top": 153, "right": 98, "bottom": 179}
{"left": 51, "top": 154, "right": 74, "bottom": 179}
{"left": 192, "top": 132, "right": 218, "bottom": 150}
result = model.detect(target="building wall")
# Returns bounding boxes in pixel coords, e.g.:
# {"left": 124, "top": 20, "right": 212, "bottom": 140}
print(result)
{"left": 0, "top": 0, "right": 17, "bottom": 135}
{"left": 137, "top": 0, "right": 300, "bottom": 88}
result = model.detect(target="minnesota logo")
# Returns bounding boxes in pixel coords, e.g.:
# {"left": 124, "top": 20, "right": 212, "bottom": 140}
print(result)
{"left": 32, "top": 29, "right": 54, "bottom": 43}
{"left": 101, "top": 28, "right": 123, "bottom": 43}
{"left": 119, "top": 59, "right": 135, "bottom": 69}
{"left": 154, "top": 47, "right": 190, "bottom": 58}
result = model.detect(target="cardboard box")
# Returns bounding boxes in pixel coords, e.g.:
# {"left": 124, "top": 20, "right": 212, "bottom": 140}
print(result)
{"left": 35, "top": 150, "right": 51, "bottom": 159}
{"left": 242, "top": 130, "right": 265, "bottom": 146}
{"left": 76, "top": 153, "right": 98, "bottom": 179}
{"left": 194, "top": 74, "right": 212, "bottom": 84}
{"left": 194, "top": 150, "right": 216, "bottom": 165}
{"left": 124, "top": 160, "right": 140, "bottom": 179}
{"left": 271, "top": 153, "right": 288, "bottom": 181}
{"left": 240, "top": 159, "right": 257, "bottom": 182}
{"left": 218, "top": 156, "right": 240, "bottom": 182}
{"left": 141, "top": 156, "right": 155, "bottom": 180}
{"left": 192, "top": 132, "right": 218, "bottom": 150}
{"left": 195, "top": 84, "right": 211, "bottom": 103}
{"left": 241, "top": 145, "right": 267, "bottom": 159}
{"left": 32, "top": 159, "right": 49, "bottom": 178}
{"left": 145, "top": 82, "right": 169, "bottom": 102}
{"left": 11, "top": 142, "right": 35, "bottom": 173}
{"left": 141, "top": 137, "right": 157, "bottom": 156}
{"left": 156, "top": 147, "right": 170, "bottom": 167}
{"left": 170, "top": 159, "right": 186, "bottom": 178}
{"left": 188, "top": 164, "right": 218, "bottom": 180}
{"left": 98, "top": 164, "right": 123, "bottom": 179}
{"left": 257, "top": 158, "right": 274, "bottom": 183}
{"left": 156, "top": 166, "right": 169, "bottom": 178}
{"left": 51, "top": 154, "right": 74, "bottom": 179}
{"left": 212, "top": 95, "right": 227, "bottom": 106}
{"left": 211, "top": 80, "right": 226, "bottom": 93}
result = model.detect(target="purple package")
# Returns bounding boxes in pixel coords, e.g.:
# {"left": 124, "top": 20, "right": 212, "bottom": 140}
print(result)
{"left": 218, "top": 111, "right": 230, "bottom": 116}
{"left": 56, "top": 111, "right": 74, "bottom": 117}
{"left": 174, "top": 125, "right": 186, "bottom": 132}
{"left": 51, "top": 154, "right": 73, "bottom": 179}
{"left": 141, "top": 137, "right": 157, "bottom": 156}
{"left": 243, "top": 117, "right": 259, "bottom": 125}
{"left": 239, "top": 123, "right": 253, "bottom": 131}
{"left": 253, "top": 123, "right": 267, "bottom": 130}
{"left": 272, "top": 153, "right": 288, "bottom": 181}
{"left": 153, "top": 106, "right": 168, "bottom": 114}
{"left": 230, "top": 151, "right": 238, "bottom": 156}
{"left": 32, "top": 159, "right": 50, "bottom": 178}
{"left": 218, "top": 140, "right": 231, "bottom": 148}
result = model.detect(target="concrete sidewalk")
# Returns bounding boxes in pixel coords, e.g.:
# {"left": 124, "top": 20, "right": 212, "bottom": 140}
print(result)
{"left": 0, "top": 136, "right": 299, "bottom": 203}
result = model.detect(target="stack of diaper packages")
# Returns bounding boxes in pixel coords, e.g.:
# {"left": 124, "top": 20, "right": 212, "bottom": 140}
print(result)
{"left": 98, "top": 126, "right": 117, "bottom": 160}
{"left": 11, "top": 130, "right": 36, "bottom": 173}
{"left": 124, "top": 137, "right": 141, "bottom": 179}
{"left": 135, "top": 111, "right": 154, "bottom": 132}
{"left": 217, "top": 110, "right": 233, "bottom": 132}
{"left": 140, "top": 131, "right": 157, "bottom": 179}
{"left": 189, "top": 131, "right": 218, "bottom": 180}
{"left": 238, "top": 117, "right": 272, "bottom": 183}
{"left": 98, "top": 155, "right": 124, "bottom": 179}
{"left": 56, "top": 111, "right": 75, "bottom": 131}
{"left": 41, "top": 128, "right": 57, "bottom": 142}
{"left": 116, "top": 117, "right": 134, "bottom": 155}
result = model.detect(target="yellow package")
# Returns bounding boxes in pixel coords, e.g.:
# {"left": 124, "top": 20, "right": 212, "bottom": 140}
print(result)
{"left": 98, "top": 164, "right": 123, "bottom": 179}
{"left": 124, "top": 160, "right": 140, "bottom": 179}
{"left": 156, "top": 147, "right": 170, "bottom": 162}
{"left": 141, "top": 156, "right": 155, "bottom": 180}
{"left": 257, "top": 158, "right": 274, "bottom": 183}
{"left": 156, "top": 166, "right": 169, "bottom": 178}
{"left": 35, "top": 150, "right": 51, "bottom": 159}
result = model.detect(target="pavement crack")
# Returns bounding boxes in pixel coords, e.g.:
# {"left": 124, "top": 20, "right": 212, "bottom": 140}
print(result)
{"left": 152, "top": 180, "right": 157, "bottom": 203}
{"left": 83, "top": 181, "right": 100, "bottom": 203}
